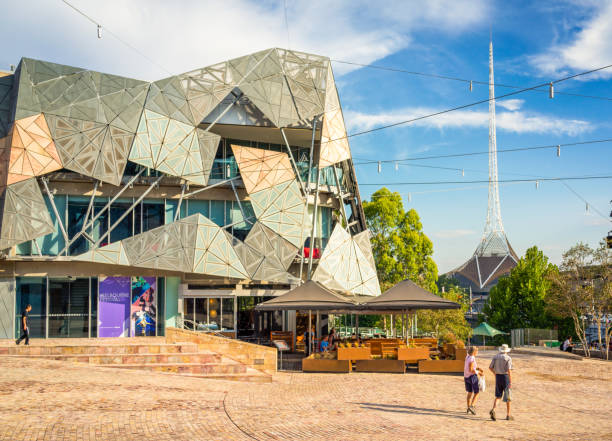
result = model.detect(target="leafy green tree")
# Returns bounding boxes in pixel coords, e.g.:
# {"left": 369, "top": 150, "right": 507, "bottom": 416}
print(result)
{"left": 483, "top": 246, "right": 557, "bottom": 332}
{"left": 363, "top": 187, "right": 438, "bottom": 292}
{"left": 363, "top": 188, "right": 470, "bottom": 340}
{"left": 417, "top": 286, "right": 472, "bottom": 341}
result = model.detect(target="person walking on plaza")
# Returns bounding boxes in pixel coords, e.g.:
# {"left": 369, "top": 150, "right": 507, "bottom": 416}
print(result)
{"left": 464, "top": 346, "right": 483, "bottom": 415}
{"left": 15, "top": 304, "right": 32, "bottom": 346}
{"left": 489, "top": 344, "right": 513, "bottom": 421}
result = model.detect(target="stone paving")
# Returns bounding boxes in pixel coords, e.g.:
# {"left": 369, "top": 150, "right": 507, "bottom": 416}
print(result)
{"left": 0, "top": 349, "right": 610, "bottom": 440}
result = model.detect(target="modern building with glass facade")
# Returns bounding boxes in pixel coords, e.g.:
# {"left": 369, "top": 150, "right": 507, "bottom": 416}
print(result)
{"left": 0, "top": 48, "right": 379, "bottom": 342}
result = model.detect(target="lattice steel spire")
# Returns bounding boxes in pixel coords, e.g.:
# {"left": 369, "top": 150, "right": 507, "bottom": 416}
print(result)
{"left": 475, "top": 40, "right": 513, "bottom": 257}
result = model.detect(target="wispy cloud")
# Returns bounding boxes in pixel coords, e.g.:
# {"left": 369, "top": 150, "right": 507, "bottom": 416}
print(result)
{"left": 496, "top": 99, "right": 524, "bottom": 111}
{"left": 432, "top": 229, "right": 477, "bottom": 239}
{"left": 345, "top": 106, "right": 593, "bottom": 136}
{"left": 0, "top": 0, "right": 490, "bottom": 81}
{"left": 529, "top": 2, "right": 612, "bottom": 79}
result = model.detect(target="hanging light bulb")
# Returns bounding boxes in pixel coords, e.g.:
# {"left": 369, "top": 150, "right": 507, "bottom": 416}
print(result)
{"left": 461, "top": 168, "right": 465, "bottom": 177}
{"left": 395, "top": 162, "right": 399, "bottom": 171}
{"left": 378, "top": 161, "right": 381, "bottom": 173}
{"left": 407, "top": 193, "right": 412, "bottom": 202}
{"left": 469, "top": 80, "right": 473, "bottom": 92}
{"left": 549, "top": 82, "right": 554, "bottom": 99}
{"left": 226, "top": 163, "right": 231, "bottom": 177}
{"left": 535, "top": 180, "right": 539, "bottom": 189}
{"left": 97, "top": 24, "right": 102, "bottom": 39}
{"left": 557, "top": 145, "right": 561, "bottom": 157}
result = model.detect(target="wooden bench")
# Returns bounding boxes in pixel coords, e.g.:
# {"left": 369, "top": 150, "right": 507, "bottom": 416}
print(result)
{"left": 418, "top": 359, "right": 464, "bottom": 373}
{"left": 338, "top": 347, "right": 371, "bottom": 361}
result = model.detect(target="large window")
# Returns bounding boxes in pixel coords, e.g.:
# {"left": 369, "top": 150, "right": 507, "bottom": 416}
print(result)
{"left": 48, "top": 278, "right": 90, "bottom": 338}
{"left": 184, "top": 297, "right": 235, "bottom": 333}
{"left": 15, "top": 277, "right": 47, "bottom": 338}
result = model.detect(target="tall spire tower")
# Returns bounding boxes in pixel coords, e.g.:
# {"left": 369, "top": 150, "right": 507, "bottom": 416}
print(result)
{"left": 475, "top": 40, "right": 512, "bottom": 256}
{"left": 446, "top": 40, "right": 517, "bottom": 309}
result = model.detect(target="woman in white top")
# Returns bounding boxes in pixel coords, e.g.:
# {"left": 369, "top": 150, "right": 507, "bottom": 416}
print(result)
{"left": 464, "top": 346, "right": 483, "bottom": 415}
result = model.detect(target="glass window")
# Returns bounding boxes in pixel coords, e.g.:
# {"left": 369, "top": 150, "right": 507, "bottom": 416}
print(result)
{"left": 194, "top": 298, "right": 208, "bottom": 330}
{"left": 136, "top": 201, "right": 164, "bottom": 234}
{"left": 91, "top": 199, "right": 109, "bottom": 245}
{"left": 16, "top": 241, "right": 32, "bottom": 256}
{"left": 210, "top": 200, "right": 225, "bottom": 226}
{"left": 230, "top": 201, "right": 254, "bottom": 240}
{"left": 208, "top": 298, "right": 221, "bottom": 330}
{"left": 156, "top": 277, "right": 165, "bottom": 336}
{"left": 90, "top": 277, "right": 98, "bottom": 338}
{"left": 187, "top": 200, "right": 209, "bottom": 218}
{"left": 15, "top": 277, "right": 47, "bottom": 339}
{"left": 68, "top": 198, "right": 90, "bottom": 256}
{"left": 48, "top": 278, "right": 90, "bottom": 338}
{"left": 36, "top": 194, "right": 67, "bottom": 256}
{"left": 165, "top": 199, "right": 187, "bottom": 223}
{"left": 184, "top": 298, "right": 194, "bottom": 330}
{"left": 221, "top": 298, "right": 234, "bottom": 331}
{"left": 110, "top": 200, "right": 133, "bottom": 243}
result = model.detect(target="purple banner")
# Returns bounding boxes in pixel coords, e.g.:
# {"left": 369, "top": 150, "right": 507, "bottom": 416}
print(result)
{"left": 98, "top": 277, "right": 131, "bottom": 338}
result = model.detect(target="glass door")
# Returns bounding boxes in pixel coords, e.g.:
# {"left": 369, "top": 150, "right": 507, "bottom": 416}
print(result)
{"left": 48, "top": 278, "right": 90, "bottom": 338}
{"left": 15, "top": 277, "right": 47, "bottom": 338}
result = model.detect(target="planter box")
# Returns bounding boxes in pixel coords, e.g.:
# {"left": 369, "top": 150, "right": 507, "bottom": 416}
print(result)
{"left": 302, "top": 358, "right": 351, "bottom": 373}
{"left": 418, "top": 359, "right": 464, "bottom": 373}
{"left": 398, "top": 347, "right": 430, "bottom": 363}
{"left": 455, "top": 348, "right": 467, "bottom": 360}
{"left": 354, "top": 359, "right": 405, "bottom": 373}
{"left": 408, "top": 338, "right": 438, "bottom": 348}
{"left": 338, "top": 347, "right": 371, "bottom": 361}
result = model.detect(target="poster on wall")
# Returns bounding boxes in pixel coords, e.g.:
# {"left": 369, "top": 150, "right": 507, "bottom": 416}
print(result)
{"left": 98, "top": 277, "right": 131, "bottom": 337}
{"left": 131, "top": 277, "right": 156, "bottom": 337}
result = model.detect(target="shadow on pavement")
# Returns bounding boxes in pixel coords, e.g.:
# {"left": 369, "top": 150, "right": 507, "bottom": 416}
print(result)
{"left": 356, "top": 402, "right": 482, "bottom": 420}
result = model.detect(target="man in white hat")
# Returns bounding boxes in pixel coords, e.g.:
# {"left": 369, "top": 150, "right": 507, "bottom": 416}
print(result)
{"left": 488, "top": 344, "right": 513, "bottom": 421}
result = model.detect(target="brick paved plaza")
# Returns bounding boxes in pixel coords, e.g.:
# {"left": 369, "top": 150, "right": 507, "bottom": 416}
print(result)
{"left": 0, "top": 350, "right": 610, "bottom": 440}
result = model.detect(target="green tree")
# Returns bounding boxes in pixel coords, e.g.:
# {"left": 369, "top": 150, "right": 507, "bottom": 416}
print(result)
{"left": 363, "top": 187, "right": 438, "bottom": 292}
{"left": 417, "top": 286, "right": 472, "bottom": 341}
{"left": 483, "top": 246, "right": 557, "bottom": 332}
{"left": 363, "top": 188, "right": 470, "bottom": 340}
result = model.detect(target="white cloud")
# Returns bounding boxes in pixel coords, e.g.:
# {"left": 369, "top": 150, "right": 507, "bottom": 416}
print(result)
{"left": 496, "top": 99, "right": 524, "bottom": 111}
{"left": 432, "top": 229, "right": 477, "bottom": 239}
{"left": 345, "top": 106, "right": 593, "bottom": 136}
{"left": 0, "top": 0, "right": 489, "bottom": 81}
{"left": 529, "top": 2, "right": 612, "bottom": 79}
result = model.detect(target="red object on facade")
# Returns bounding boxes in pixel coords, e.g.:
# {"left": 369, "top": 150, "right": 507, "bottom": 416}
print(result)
{"left": 303, "top": 247, "right": 321, "bottom": 259}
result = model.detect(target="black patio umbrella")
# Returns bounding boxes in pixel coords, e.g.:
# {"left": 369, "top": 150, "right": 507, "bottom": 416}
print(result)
{"left": 360, "top": 279, "right": 461, "bottom": 341}
{"left": 255, "top": 280, "right": 358, "bottom": 354}
{"left": 360, "top": 279, "right": 461, "bottom": 311}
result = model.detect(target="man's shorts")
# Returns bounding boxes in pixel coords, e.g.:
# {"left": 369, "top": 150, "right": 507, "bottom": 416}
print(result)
{"left": 464, "top": 374, "right": 479, "bottom": 393}
{"left": 495, "top": 374, "right": 510, "bottom": 399}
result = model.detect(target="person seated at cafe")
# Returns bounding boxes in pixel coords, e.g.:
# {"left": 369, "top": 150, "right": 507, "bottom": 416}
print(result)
{"left": 319, "top": 335, "right": 330, "bottom": 352}
{"left": 328, "top": 328, "right": 339, "bottom": 351}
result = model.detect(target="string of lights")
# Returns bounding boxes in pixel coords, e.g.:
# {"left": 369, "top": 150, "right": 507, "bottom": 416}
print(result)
{"left": 331, "top": 59, "right": 612, "bottom": 102}
{"left": 352, "top": 137, "right": 612, "bottom": 164}
{"left": 358, "top": 174, "right": 612, "bottom": 186}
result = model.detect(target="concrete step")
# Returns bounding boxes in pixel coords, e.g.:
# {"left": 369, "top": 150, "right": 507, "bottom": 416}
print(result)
{"left": 177, "top": 372, "right": 273, "bottom": 383}
{"left": 105, "top": 362, "right": 248, "bottom": 375}
{"left": 1, "top": 352, "right": 221, "bottom": 365}
{"left": 0, "top": 343, "right": 199, "bottom": 356}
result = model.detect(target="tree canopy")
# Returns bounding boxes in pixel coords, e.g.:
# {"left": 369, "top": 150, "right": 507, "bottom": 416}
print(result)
{"left": 483, "top": 246, "right": 557, "bottom": 332}
{"left": 363, "top": 187, "right": 438, "bottom": 292}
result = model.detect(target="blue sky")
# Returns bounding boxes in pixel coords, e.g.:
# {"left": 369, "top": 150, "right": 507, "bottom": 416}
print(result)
{"left": 1, "top": 0, "right": 610, "bottom": 272}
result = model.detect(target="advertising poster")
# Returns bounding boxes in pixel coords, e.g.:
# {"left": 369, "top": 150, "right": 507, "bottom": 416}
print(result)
{"left": 131, "top": 277, "right": 156, "bottom": 337}
{"left": 98, "top": 277, "right": 131, "bottom": 337}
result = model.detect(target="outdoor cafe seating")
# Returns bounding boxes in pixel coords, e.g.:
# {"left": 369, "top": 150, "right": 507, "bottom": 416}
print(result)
{"left": 256, "top": 279, "right": 468, "bottom": 374}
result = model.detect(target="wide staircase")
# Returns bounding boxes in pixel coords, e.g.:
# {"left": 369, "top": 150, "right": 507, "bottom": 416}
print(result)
{"left": 0, "top": 337, "right": 271, "bottom": 383}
